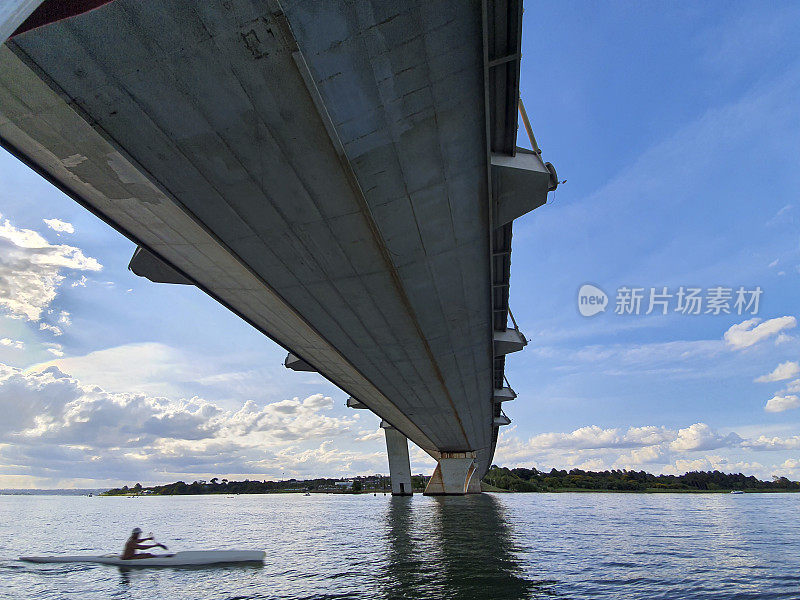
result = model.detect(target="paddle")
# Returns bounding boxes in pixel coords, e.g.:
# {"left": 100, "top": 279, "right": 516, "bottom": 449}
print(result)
{"left": 148, "top": 532, "right": 168, "bottom": 551}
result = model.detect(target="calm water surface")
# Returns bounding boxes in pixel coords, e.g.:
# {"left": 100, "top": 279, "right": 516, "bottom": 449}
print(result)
{"left": 0, "top": 492, "right": 798, "bottom": 599}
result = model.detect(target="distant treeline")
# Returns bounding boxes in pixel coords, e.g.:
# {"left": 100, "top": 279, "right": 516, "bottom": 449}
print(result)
{"left": 0, "top": 489, "right": 103, "bottom": 496}
{"left": 102, "top": 475, "right": 426, "bottom": 496}
{"left": 102, "top": 468, "right": 800, "bottom": 496}
{"left": 103, "top": 478, "right": 351, "bottom": 496}
{"left": 485, "top": 466, "right": 800, "bottom": 492}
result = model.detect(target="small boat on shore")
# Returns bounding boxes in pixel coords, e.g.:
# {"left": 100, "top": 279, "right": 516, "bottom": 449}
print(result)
{"left": 20, "top": 550, "right": 265, "bottom": 567}
{"left": 730, "top": 490, "right": 744, "bottom": 494}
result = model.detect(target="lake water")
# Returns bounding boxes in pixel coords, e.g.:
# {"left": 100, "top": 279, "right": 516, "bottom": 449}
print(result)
{"left": 1, "top": 492, "right": 798, "bottom": 599}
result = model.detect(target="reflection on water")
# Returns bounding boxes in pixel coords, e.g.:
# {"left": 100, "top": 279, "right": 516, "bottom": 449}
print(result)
{"left": 116, "top": 563, "right": 264, "bottom": 588}
{"left": 382, "top": 496, "right": 425, "bottom": 597}
{"left": 2, "top": 493, "right": 800, "bottom": 599}
{"left": 383, "top": 494, "right": 556, "bottom": 599}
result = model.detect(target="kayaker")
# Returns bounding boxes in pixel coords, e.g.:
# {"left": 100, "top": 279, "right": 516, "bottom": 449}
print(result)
{"left": 121, "top": 528, "right": 168, "bottom": 559}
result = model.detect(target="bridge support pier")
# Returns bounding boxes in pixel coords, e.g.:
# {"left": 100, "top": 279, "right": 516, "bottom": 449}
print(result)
{"left": 381, "top": 421, "right": 413, "bottom": 496}
{"left": 423, "top": 452, "right": 478, "bottom": 495}
{"left": 466, "top": 472, "right": 482, "bottom": 494}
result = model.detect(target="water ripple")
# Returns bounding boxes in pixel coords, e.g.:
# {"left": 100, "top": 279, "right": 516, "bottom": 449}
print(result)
{"left": 1, "top": 493, "right": 799, "bottom": 599}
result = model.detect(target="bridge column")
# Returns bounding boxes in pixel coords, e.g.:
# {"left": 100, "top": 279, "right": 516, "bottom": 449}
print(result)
{"left": 423, "top": 452, "right": 477, "bottom": 495}
{"left": 380, "top": 421, "right": 413, "bottom": 496}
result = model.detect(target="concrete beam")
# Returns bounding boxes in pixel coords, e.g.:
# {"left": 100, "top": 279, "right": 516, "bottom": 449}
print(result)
{"left": 493, "top": 329, "right": 527, "bottom": 355}
{"left": 423, "top": 452, "right": 477, "bottom": 496}
{"left": 493, "top": 387, "right": 517, "bottom": 402}
{"left": 284, "top": 353, "right": 315, "bottom": 372}
{"left": 128, "top": 246, "right": 192, "bottom": 285}
{"left": 380, "top": 420, "right": 412, "bottom": 496}
{"left": 493, "top": 414, "right": 511, "bottom": 426}
{"left": 345, "top": 397, "right": 367, "bottom": 410}
{"left": 491, "top": 148, "right": 555, "bottom": 226}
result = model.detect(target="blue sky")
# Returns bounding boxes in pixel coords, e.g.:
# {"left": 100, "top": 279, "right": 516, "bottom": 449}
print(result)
{"left": 1, "top": 2, "right": 800, "bottom": 487}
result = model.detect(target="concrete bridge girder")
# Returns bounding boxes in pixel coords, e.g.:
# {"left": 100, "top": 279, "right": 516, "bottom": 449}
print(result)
{"left": 1, "top": 0, "right": 550, "bottom": 493}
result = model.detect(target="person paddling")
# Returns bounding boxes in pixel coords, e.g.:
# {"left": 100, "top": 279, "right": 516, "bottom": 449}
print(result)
{"left": 121, "top": 528, "right": 169, "bottom": 560}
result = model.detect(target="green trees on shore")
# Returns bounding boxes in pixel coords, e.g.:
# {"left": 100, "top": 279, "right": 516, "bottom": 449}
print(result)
{"left": 483, "top": 466, "right": 800, "bottom": 492}
{"left": 103, "top": 477, "right": 339, "bottom": 496}
{"left": 101, "top": 476, "right": 397, "bottom": 496}
{"left": 101, "top": 467, "right": 800, "bottom": 496}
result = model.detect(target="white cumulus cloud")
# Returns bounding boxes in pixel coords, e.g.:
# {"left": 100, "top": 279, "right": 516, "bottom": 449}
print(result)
{"left": 764, "top": 395, "right": 800, "bottom": 413}
{"left": 755, "top": 361, "right": 800, "bottom": 382}
{"left": 527, "top": 425, "right": 675, "bottom": 450}
{"left": 0, "top": 215, "right": 101, "bottom": 321}
{"left": 0, "top": 361, "right": 374, "bottom": 485}
{"left": 723, "top": 316, "right": 796, "bottom": 349}
{"left": 744, "top": 434, "right": 800, "bottom": 450}
{"left": 39, "top": 323, "right": 63, "bottom": 336}
{"left": 0, "top": 338, "right": 24, "bottom": 350}
{"left": 615, "top": 444, "right": 664, "bottom": 466}
{"left": 669, "top": 423, "right": 742, "bottom": 451}
{"left": 42, "top": 218, "right": 75, "bottom": 234}
{"left": 354, "top": 428, "right": 383, "bottom": 442}
{"left": 783, "top": 379, "right": 800, "bottom": 393}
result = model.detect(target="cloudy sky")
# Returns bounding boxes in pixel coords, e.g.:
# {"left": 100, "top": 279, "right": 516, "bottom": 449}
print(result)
{"left": 1, "top": 2, "right": 800, "bottom": 488}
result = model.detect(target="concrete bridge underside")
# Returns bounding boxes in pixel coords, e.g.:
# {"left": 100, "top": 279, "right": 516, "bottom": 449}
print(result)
{"left": 0, "top": 0, "right": 555, "bottom": 493}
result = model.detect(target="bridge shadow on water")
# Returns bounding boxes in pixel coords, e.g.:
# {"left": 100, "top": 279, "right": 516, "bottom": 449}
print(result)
{"left": 381, "top": 494, "right": 559, "bottom": 600}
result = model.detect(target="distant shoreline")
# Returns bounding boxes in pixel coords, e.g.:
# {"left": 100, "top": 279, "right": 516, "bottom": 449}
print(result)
{"left": 501, "top": 488, "right": 800, "bottom": 494}
{"left": 0, "top": 489, "right": 103, "bottom": 496}
{"left": 99, "top": 486, "right": 800, "bottom": 497}
{"left": 4, "top": 488, "right": 799, "bottom": 497}
{"left": 8, "top": 467, "right": 797, "bottom": 496}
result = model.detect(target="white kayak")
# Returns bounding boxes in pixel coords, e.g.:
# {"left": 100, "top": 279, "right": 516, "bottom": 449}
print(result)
{"left": 20, "top": 550, "right": 265, "bottom": 567}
